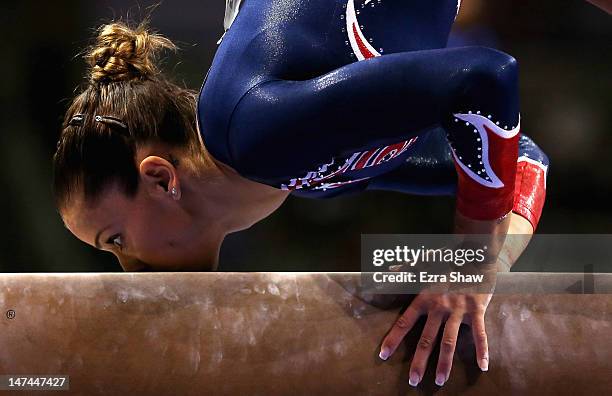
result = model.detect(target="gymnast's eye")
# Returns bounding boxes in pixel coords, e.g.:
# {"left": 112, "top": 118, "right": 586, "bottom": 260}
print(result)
{"left": 107, "top": 234, "right": 123, "bottom": 250}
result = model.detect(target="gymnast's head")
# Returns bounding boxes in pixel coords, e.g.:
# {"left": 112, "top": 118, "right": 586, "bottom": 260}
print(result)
{"left": 54, "top": 22, "right": 226, "bottom": 272}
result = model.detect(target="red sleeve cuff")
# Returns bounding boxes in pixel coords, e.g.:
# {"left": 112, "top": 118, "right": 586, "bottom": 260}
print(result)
{"left": 512, "top": 158, "right": 548, "bottom": 230}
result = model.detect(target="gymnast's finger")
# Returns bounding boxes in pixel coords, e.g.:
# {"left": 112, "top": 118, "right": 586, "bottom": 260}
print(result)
{"left": 379, "top": 304, "right": 421, "bottom": 361}
{"left": 408, "top": 311, "right": 443, "bottom": 387}
{"left": 435, "top": 313, "right": 462, "bottom": 387}
{"left": 471, "top": 311, "right": 489, "bottom": 372}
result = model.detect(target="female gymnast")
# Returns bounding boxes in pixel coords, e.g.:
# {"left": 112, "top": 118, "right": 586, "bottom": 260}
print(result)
{"left": 54, "top": 0, "right": 608, "bottom": 388}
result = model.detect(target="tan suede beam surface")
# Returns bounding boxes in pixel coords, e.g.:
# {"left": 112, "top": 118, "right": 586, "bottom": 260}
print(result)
{"left": 1, "top": 273, "right": 611, "bottom": 395}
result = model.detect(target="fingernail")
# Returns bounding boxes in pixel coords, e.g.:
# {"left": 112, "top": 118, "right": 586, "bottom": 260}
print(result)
{"left": 435, "top": 373, "right": 446, "bottom": 386}
{"left": 379, "top": 347, "right": 390, "bottom": 361}
{"left": 479, "top": 358, "right": 489, "bottom": 372}
{"left": 409, "top": 372, "right": 420, "bottom": 387}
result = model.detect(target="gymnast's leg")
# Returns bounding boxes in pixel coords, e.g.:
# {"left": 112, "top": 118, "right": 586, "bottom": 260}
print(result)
{"left": 231, "top": 45, "right": 520, "bottom": 221}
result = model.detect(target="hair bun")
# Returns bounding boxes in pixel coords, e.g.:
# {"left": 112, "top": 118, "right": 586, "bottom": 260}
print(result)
{"left": 87, "top": 22, "right": 176, "bottom": 83}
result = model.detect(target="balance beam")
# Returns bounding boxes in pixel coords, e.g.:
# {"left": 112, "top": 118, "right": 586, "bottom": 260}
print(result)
{"left": 1, "top": 273, "right": 611, "bottom": 395}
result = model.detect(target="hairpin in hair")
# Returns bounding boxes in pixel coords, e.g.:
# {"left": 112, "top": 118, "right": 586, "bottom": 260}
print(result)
{"left": 68, "top": 114, "right": 85, "bottom": 127}
{"left": 94, "top": 115, "right": 128, "bottom": 130}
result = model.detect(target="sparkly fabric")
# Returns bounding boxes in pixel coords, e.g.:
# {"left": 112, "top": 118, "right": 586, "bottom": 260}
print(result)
{"left": 199, "top": 0, "right": 548, "bottom": 224}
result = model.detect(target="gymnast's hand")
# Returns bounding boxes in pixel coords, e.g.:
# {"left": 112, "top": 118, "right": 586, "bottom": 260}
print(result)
{"left": 378, "top": 213, "right": 533, "bottom": 387}
{"left": 378, "top": 291, "right": 492, "bottom": 387}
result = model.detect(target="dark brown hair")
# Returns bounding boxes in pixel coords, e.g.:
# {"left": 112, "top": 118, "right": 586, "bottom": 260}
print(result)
{"left": 53, "top": 21, "right": 205, "bottom": 211}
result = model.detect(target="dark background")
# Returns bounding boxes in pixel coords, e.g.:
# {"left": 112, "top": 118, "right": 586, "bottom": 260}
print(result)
{"left": 0, "top": 1, "right": 610, "bottom": 272}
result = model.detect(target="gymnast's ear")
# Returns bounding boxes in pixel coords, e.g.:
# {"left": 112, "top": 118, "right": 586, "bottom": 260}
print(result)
{"left": 138, "top": 156, "right": 181, "bottom": 200}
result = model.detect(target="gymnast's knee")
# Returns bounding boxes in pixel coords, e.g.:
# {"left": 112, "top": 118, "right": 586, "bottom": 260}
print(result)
{"left": 520, "top": 134, "right": 550, "bottom": 166}
{"left": 459, "top": 46, "right": 519, "bottom": 94}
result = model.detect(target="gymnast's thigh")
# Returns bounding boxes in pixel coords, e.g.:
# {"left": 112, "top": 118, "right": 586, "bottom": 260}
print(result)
{"left": 228, "top": 46, "right": 514, "bottom": 180}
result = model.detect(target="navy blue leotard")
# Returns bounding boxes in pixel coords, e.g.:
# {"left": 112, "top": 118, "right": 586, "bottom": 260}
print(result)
{"left": 198, "top": 0, "right": 549, "bottom": 228}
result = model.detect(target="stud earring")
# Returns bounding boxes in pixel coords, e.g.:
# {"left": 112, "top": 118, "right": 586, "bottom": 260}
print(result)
{"left": 171, "top": 187, "right": 178, "bottom": 197}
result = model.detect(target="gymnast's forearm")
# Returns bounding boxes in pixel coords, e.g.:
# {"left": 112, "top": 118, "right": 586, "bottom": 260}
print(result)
{"left": 481, "top": 151, "right": 547, "bottom": 271}
{"left": 497, "top": 213, "right": 534, "bottom": 272}
{"left": 497, "top": 160, "right": 548, "bottom": 270}
{"left": 453, "top": 152, "right": 547, "bottom": 271}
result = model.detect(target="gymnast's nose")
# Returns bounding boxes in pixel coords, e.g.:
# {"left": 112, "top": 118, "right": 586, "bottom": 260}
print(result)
{"left": 117, "top": 256, "right": 151, "bottom": 272}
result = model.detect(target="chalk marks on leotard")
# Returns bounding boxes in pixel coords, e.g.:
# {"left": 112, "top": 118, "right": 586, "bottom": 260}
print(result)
{"left": 345, "top": 0, "right": 381, "bottom": 61}
{"left": 448, "top": 112, "right": 520, "bottom": 188}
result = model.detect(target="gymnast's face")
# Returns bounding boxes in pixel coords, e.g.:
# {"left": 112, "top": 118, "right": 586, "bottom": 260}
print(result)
{"left": 61, "top": 179, "right": 223, "bottom": 272}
